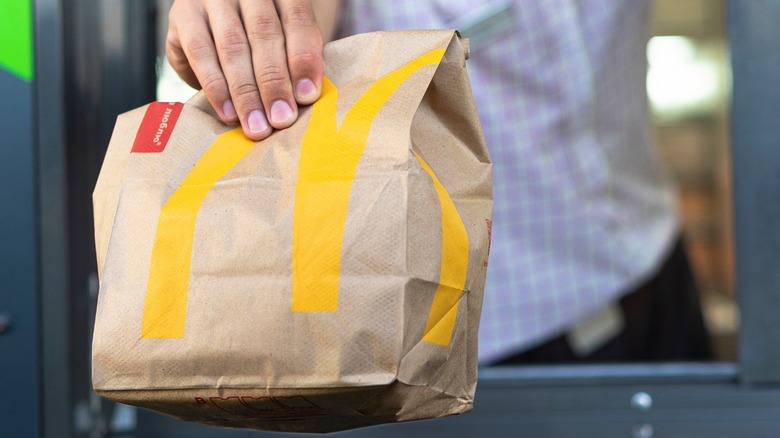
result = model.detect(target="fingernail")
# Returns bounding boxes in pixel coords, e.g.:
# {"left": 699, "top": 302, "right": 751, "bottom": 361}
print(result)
{"left": 222, "top": 99, "right": 236, "bottom": 119}
{"left": 270, "top": 100, "right": 294, "bottom": 124}
{"left": 295, "top": 79, "right": 318, "bottom": 102}
{"left": 247, "top": 110, "right": 269, "bottom": 133}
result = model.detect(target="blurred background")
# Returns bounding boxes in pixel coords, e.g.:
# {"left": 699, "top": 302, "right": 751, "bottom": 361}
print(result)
{"left": 649, "top": 0, "right": 735, "bottom": 362}
{"left": 0, "top": 0, "right": 747, "bottom": 436}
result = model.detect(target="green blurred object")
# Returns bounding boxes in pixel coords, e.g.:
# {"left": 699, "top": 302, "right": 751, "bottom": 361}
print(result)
{"left": 0, "top": 0, "right": 33, "bottom": 81}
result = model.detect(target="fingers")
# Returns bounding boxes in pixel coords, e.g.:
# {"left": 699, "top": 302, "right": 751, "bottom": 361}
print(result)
{"left": 239, "top": 0, "right": 324, "bottom": 128}
{"left": 168, "top": 1, "right": 239, "bottom": 126}
{"left": 207, "top": 0, "right": 272, "bottom": 139}
{"left": 166, "top": 0, "right": 325, "bottom": 141}
{"left": 238, "top": 0, "right": 296, "bottom": 132}
{"left": 275, "top": 0, "right": 324, "bottom": 105}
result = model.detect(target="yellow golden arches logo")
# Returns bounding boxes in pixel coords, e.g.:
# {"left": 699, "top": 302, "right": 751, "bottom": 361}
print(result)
{"left": 141, "top": 128, "right": 255, "bottom": 339}
{"left": 141, "top": 48, "right": 468, "bottom": 346}
{"left": 292, "top": 49, "right": 446, "bottom": 312}
{"left": 413, "top": 151, "right": 470, "bottom": 346}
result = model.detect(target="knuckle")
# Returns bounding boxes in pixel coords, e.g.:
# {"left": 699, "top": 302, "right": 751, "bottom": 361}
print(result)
{"left": 184, "top": 37, "right": 216, "bottom": 62}
{"left": 283, "top": 4, "right": 317, "bottom": 28}
{"left": 287, "top": 49, "right": 320, "bottom": 69}
{"left": 165, "top": 30, "right": 178, "bottom": 49}
{"left": 246, "top": 13, "right": 283, "bottom": 41}
{"left": 217, "top": 28, "right": 249, "bottom": 56}
{"left": 256, "top": 65, "right": 288, "bottom": 90}
{"left": 199, "top": 71, "right": 226, "bottom": 94}
{"left": 230, "top": 81, "right": 260, "bottom": 100}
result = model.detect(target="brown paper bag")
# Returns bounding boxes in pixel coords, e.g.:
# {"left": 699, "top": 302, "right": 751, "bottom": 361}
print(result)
{"left": 92, "top": 29, "right": 492, "bottom": 433}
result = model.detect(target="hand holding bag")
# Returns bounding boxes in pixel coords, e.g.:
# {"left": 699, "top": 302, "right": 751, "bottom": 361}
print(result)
{"left": 92, "top": 29, "right": 492, "bottom": 433}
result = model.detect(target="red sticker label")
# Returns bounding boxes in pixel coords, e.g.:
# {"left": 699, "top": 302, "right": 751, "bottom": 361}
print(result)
{"left": 131, "top": 102, "right": 184, "bottom": 153}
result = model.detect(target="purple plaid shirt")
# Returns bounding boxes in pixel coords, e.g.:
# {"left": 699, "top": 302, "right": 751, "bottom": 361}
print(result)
{"left": 337, "top": 0, "right": 678, "bottom": 363}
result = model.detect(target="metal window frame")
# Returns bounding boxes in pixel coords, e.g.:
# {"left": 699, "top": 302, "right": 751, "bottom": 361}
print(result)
{"left": 31, "top": 1, "right": 157, "bottom": 437}
{"left": 14, "top": 0, "right": 780, "bottom": 436}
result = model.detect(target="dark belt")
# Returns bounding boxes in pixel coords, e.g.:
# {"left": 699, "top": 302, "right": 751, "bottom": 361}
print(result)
{"left": 492, "top": 237, "right": 713, "bottom": 365}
